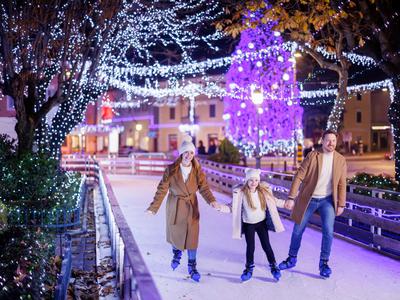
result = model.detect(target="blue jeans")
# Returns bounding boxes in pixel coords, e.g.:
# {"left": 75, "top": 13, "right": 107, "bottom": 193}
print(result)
{"left": 288, "top": 195, "right": 335, "bottom": 260}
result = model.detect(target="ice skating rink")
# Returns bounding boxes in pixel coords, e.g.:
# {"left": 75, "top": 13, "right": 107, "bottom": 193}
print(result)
{"left": 109, "top": 175, "right": 400, "bottom": 300}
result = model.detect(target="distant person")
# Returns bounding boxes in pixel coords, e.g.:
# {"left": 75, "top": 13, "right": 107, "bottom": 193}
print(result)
{"left": 279, "top": 130, "right": 347, "bottom": 278}
{"left": 303, "top": 146, "right": 313, "bottom": 158}
{"left": 241, "top": 153, "right": 248, "bottom": 167}
{"left": 358, "top": 139, "right": 364, "bottom": 156}
{"left": 197, "top": 140, "right": 206, "bottom": 155}
{"left": 215, "top": 139, "right": 220, "bottom": 154}
{"left": 351, "top": 142, "right": 357, "bottom": 155}
{"left": 208, "top": 139, "right": 217, "bottom": 155}
{"left": 146, "top": 135, "right": 223, "bottom": 282}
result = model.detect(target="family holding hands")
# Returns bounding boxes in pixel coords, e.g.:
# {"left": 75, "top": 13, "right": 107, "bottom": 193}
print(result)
{"left": 146, "top": 130, "right": 347, "bottom": 282}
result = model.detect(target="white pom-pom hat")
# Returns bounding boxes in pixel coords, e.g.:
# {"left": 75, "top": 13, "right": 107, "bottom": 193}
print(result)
{"left": 178, "top": 135, "right": 196, "bottom": 155}
{"left": 245, "top": 168, "right": 261, "bottom": 181}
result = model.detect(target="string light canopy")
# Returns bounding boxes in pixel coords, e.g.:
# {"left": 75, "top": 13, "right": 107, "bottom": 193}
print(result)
{"left": 0, "top": 0, "right": 229, "bottom": 157}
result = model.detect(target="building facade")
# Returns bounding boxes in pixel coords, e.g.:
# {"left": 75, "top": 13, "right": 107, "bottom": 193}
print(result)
{"left": 111, "top": 95, "right": 225, "bottom": 155}
{"left": 302, "top": 89, "right": 393, "bottom": 154}
{"left": 341, "top": 90, "right": 392, "bottom": 153}
{"left": 0, "top": 95, "right": 17, "bottom": 140}
{"left": 152, "top": 96, "right": 225, "bottom": 154}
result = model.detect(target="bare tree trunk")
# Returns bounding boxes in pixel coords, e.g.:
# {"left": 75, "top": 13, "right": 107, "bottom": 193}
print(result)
{"left": 388, "top": 78, "right": 400, "bottom": 182}
{"left": 10, "top": 77, "right": 36, "bottom": 156}
{"left": 306, "top": 46, "right": 350, "bottom": 133}
{"left": 15, "top": 119, "right": 35, "bottom": 156}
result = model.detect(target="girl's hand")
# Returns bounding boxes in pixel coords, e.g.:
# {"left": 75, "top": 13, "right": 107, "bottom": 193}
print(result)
{"left": 219, "top": 204, "right": 231, "bottom": 214}
{"left": 210, "top": 201, "right": 221, "bottom": 210}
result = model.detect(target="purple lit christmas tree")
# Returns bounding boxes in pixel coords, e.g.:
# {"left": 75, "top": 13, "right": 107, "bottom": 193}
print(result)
{"left": 223, "top": 17, "right": 303, "bottom": 157}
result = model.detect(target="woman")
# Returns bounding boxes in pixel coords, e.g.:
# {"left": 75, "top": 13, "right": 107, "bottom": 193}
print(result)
{"left": 146, "top": 135, "right": 221, "bottom": 282}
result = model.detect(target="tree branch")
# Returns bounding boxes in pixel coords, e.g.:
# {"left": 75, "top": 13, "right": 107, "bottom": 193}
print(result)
{"left": 33, "top": 94, "right": 59, "bottom": 125}
{"left": 303, "top": 45, "right": 341, "bottom": 74}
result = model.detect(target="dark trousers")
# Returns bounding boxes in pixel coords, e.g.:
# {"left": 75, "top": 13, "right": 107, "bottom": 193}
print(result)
{"left": 243, "top": 220, "right": 276, "bottom": 266}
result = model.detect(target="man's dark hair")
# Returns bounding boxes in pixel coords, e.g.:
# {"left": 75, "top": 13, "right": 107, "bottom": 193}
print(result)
{"left": 322, "top": 129, "right": 338, "bottom": 140}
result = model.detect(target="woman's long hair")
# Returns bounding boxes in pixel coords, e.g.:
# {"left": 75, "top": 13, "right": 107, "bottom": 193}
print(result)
{"left": 241, "top": 181, "right": 268, "bottom": 210}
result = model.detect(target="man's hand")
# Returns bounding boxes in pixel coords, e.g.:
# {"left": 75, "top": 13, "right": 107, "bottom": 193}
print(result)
{"left": 336, "top": 206, "right": 345, "bottom": 216}
{"left": 284, "top": 199, "right": 295, "bottom": 210}
{"left": 145, "top": 209, "right": 155, "bottom": 215}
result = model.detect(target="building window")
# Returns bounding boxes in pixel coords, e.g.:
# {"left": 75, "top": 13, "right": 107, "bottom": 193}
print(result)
{"left": 356, "top": 93, "right": 362, "bottom": 101}
{"left": 356, "top": 111, "right": 362, "bottom": 123}
{"left": 209, "top": 104, "right": 216, "bottom": 118}
{"left": 168, "top": 134, "right": 178, "bottom": 151}
{"left": 6, "top": 96, "right": 15, "bottom": 111}
{"left": 153, "top": 107, "right": 159, "bottom": 124}
{"left": 169, "top": 107, "right": 175, "bottom": 120}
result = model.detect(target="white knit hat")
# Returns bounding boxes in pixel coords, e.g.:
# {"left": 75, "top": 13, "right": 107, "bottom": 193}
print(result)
{"left": 178, "top": 135, "right": 196, "bottom": 155}
{"left": 245, "top": 168, "right": 261, "bottom": 181}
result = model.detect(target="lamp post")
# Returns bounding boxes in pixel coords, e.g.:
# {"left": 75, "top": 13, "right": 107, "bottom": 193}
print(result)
{"left": 135, "top": 123, "right": 143, "bottom": 150}
{"left": 251, "top": 89, "right": 264, "bottom": 169}
{"left": 290, "top": 53, "right": 300, "bottom": 171}
{"left": 293, "top": 115, "right": 297, "bottom": 171}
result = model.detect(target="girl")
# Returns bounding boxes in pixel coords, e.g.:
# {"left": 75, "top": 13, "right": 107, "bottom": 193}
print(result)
{"left": 146, "top": 135, "right": 222, "bottom": 282}
{"left": 223, "top": 168, "right": 286, "bottom": 282}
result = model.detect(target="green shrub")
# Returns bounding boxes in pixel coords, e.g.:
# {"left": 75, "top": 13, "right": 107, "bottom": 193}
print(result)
{"left": 0, "top": 135, "right": 79, "bottom": 297}
{"left": 0, "top": 202, "right": 7, "bottom": 228}
{"left": 208, "top": 138, "right": 241, "bottom": 164}
{"left": 348, "top": 172, "right": 400, "bottom": 201}
{"left": 0, "top": 227, "right": 57, "bottom": 299}
{"left": 348, "top": 172, "right": 398, "bottom": 191}
{"left": 0, "top": 135, "right": 81, "bottom": 211}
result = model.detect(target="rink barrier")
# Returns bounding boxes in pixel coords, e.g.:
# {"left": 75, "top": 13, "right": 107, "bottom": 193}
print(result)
{"left": 62, "top": 155, "right": 161, "bottom": 300}
{"left": 54, "top": 234, "right": 72, "bottom": 300}
{"left": 197, "top": 159, "right": 400, "bottom": 259}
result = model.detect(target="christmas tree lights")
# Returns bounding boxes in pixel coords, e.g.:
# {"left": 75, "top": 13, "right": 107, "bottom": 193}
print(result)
{"left": 223, "top": 16, "right": 303, "bottom": 157}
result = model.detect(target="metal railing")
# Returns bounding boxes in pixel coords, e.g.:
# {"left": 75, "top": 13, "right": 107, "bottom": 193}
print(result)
{"left": 62, "top": 155, "right": 161, "bottom": 300}
{"left": 62, "top": 153, "right": 171, "bottom": 176}
{"left": 54, "top": 234, "right": 73, "bottom": 300}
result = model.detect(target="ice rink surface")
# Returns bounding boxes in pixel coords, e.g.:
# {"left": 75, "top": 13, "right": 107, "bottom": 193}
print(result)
{"left": 109, "top": 175, "right": 400, "bottom": 300}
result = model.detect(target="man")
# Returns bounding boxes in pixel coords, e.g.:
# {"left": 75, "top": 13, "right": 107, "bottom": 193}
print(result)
{"left": 280, "top": 130, "right": 347, "bottom": 278}
{"left": 197, "top": 140, "right": 206, "bottom": 155}
{"left": 207, "top": 139, "right": 217, "bottom": 155}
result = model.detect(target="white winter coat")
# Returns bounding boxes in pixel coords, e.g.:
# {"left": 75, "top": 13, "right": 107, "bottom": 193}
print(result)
{"left": 231, "top": 182, "right": 285, "bottom": 239}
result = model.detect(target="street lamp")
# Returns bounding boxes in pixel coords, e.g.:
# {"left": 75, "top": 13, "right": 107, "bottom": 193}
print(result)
{"left": 251, "top": 89, "right": 264, "bottom": 169}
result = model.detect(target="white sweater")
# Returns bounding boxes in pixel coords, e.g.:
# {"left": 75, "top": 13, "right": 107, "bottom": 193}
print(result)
{"left": 312, "top": 151, "right": 333, "bottom": 198}
{"left": 180, "top": 163, "right": 192, "bottom": 182}
{"left": 242, "top": 191, "right": 266, "bottom": 224}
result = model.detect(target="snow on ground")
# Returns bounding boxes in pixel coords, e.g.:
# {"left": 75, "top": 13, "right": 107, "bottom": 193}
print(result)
{"left": 109, "top": 174, "right": 400, "bottom": 300}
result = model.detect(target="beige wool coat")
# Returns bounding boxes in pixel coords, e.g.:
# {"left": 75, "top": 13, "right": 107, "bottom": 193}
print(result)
{"left": 231, "top": 182, "right": 285, "bottom": 239}
{"left": 147, "top": 158, "right": 216, "bottom": 250}
{"left": 288, "top": 149, "right": 347, "bottom": 224}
